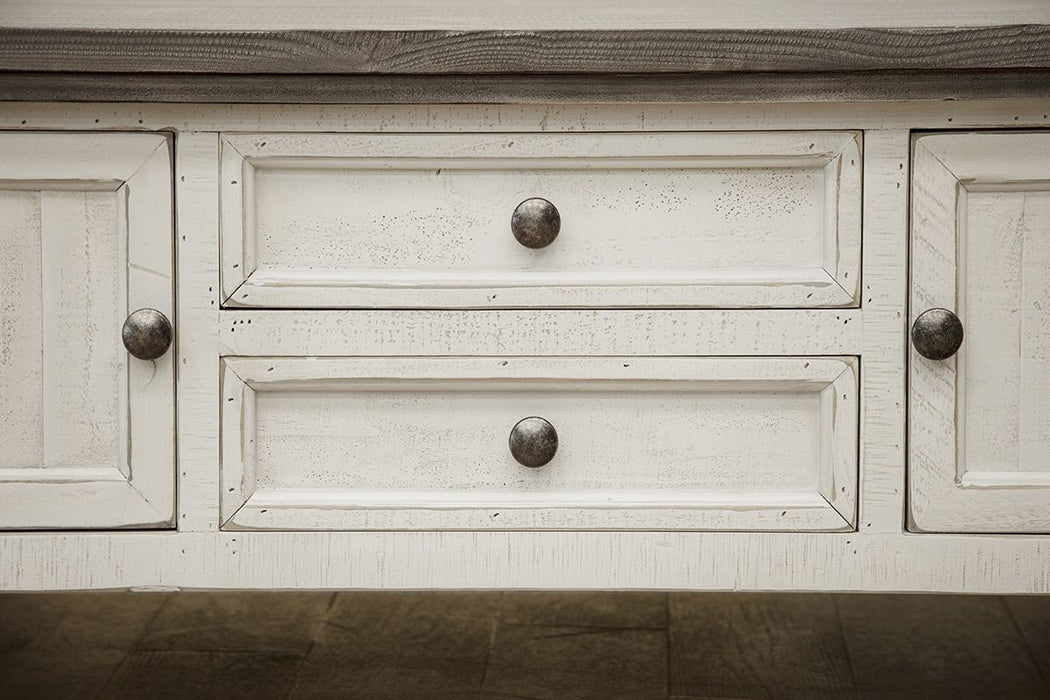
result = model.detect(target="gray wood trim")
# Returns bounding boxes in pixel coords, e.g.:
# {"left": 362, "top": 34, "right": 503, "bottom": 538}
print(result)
{"left": 3, "top": 70, "right": 1050, "bottom": 104}
{"left": 5, "top": 0, "right": 1049, "bottom": 32}
{"left": 1, "top": 26, "right": 1050, "bottom": 74}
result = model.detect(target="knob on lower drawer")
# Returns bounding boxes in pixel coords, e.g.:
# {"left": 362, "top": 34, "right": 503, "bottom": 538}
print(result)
{"left": 509, "top": 416, "right": 559, "bottom": 468}
{"left": 511, "top": 197, "right": 560, "bottom": 249}
{"left": 122, "top": 308, "right": 172, "bottom": 361}
{"left": 912, "top": 308, "right": 964, "bottom": 361}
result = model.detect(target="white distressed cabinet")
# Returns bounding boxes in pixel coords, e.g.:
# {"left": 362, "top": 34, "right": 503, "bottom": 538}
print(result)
{"left": 910, "top": 132, "right": 1050, "bottom": 533}
{"left": 6, "top": 106, "right": 1050, "bottom": 592}
{"left": 0, "top": 133, "right": 174, "bottom": 530}
{"left": 3, "top": 2, "right": 1050, "bottom": 593}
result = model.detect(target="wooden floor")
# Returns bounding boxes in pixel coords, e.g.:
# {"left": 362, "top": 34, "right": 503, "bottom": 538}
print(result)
{"left": 2, "top": 592, "right": 1050, "bottom": 699}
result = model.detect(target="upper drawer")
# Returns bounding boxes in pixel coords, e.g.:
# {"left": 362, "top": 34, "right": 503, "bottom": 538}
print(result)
{"left": 220, "top": 131, "right": 861, "bottom": 309}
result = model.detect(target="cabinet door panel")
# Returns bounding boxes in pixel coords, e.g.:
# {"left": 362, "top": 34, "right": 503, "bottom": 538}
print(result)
{"left": 0, "top": 191, "right": 44, "bottom": 468}
{"left": 40, "top": 191, "right": 122, "bottom": 471}
{"left": 0, "top": 133, "right": 174, "bottom": 529}
{"left": 910, "top": 132, "right": 1050, "bottom": 533}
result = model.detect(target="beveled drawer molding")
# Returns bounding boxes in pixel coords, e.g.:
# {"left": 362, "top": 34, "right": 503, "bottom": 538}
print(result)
{"left": 220, "top": 356, "right": 858, "bottom": 531}
{"left": 219, "top": 131, "right": 861, "bottom": 309}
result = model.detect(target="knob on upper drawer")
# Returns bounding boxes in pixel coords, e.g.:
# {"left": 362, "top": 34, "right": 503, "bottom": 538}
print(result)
{"left": 122, "top": 308, "right": 173, "bottom": 361}
{"left": 509, "top": 416, "right": 559, "bottom": 468}
{"left": 511, "top": 197, "right": 560, "bottom": 249}
{"left": 912, "top": 308, "right": 964, "bottom": 361}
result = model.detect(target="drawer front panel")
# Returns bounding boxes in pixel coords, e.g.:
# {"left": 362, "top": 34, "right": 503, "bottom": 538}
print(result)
{"left": 220, "top": 131, "right": 861, "bottom": 309}
{"left": 911, "top": 132, "right": 1050, "bottom": 533}
{"left": 221, "top": 357, "right": 857, "bottom": 531}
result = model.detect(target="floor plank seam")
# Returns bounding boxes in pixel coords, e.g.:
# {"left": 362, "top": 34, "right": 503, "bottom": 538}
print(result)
{"left": 478, "top": 591, "right": 503, "bottom": 695}
{"left": 301, "top": 590, "right": 339, "bottom": 658}
{"left": 497, "top": 622, "right": 668, "bottom": 638}
{"left": 832, "top": 594, "right": 862, "bottom": 698}
{"left": 97, "top": 593, "right": 174, "bottom": 697}
{"left": 665, "top": 591, "right": 672, "bottom": 699}
{"left": 1002, "top": 596, "right": 1050, "bottom": 692}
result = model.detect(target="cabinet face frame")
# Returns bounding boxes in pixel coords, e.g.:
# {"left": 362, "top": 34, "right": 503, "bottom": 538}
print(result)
{"left": 16, "top": 101, "right": 1050, "bottom": 592}
{"left": 0, "top": 132, "right": 175, "bottom": 530}
{"left": 909, "top": 131, "right": 1050, "bottom": 533}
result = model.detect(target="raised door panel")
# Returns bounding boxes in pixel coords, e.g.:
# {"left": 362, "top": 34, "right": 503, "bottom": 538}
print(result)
{"left": 220, "top": 356, "right": 858, "bottom": 531}
{"left": 910, "top": 132, "right": 1050, "bottom": 533}
{"left": 0, "top": 132, "right": 174, "bottom": 529}
{"left": 220, "top": 131, "right": 861, "bottom": 309}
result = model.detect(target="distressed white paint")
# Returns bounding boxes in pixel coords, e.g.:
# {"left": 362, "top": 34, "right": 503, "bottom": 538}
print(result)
{"left": 175, "top": 133, "right": 223, "bottom": 532}
{"left": 857, "top": 130, "right": 910, "bottom": 535}
{"left": 220, "top": 356, "right": 857, "bottom": 531}
{"left": 0, "top": 102, "right": 1048, "bottom": 590}
{"left": 6, "top": 101, "right": 1050, "bottom": 135}
{"left": 218, "top": 309, "right": 862, "bottom": 357}
{"left": 0, "top": 132, "right": 174, "bottom": 529}
{"left": 910, "top": 132, "right": 1050, "bottom": 533}
{"left": 0, "top": 191, "right": 43, "bottom": 470}
{"left": 220, "top": 132, "right": 861, "bottom": 308}
{"left": 3, "top": 530, "right": 1050, "bottom": 593}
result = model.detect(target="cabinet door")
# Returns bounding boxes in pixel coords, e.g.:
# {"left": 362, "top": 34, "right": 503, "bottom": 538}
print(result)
{"left": 0, "top": 133, "right": 174, "bottom": 529}
{"left": 911, "top": 132, "right": 1050, "bottom": 532}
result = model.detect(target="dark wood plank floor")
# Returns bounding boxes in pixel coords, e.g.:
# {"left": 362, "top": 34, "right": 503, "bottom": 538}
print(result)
{"left": 2, "top": 592, "right": 1049, "bottom": 699}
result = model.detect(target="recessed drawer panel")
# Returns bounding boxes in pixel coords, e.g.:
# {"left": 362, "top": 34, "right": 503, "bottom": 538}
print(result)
{"left": 220, "top": 131, "right": 861, "bottom": 309}
{"left": 220, "top": 357, "right": 858, "bottom": 531}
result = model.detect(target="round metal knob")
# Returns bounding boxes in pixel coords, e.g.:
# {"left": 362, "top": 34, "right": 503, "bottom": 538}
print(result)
{"left": 912, "top": 308, "right": 964, "bottom": 361}
{"left": 511, "top": 197, "right": 560, "bottom": 249}
{"left": 509, "top": 416, "right": 558, "bottom": 468}
{"left": 122, "top": 308, "right": 172, "bottom": 361}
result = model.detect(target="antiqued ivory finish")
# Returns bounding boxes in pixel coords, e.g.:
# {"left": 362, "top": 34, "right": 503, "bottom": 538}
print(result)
{"left": 0, "top": 100, "right": 1049, "bottom": 591}
{"left": 0, "top": 132, "right": 174, "bottom": 530}
{"left": 220, "top": 131, "right": 861, "bottom": 309}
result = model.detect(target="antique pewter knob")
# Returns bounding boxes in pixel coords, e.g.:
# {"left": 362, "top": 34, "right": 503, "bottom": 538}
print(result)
{"left": 511, "top": 197, "right": 561, "bottom": 249}
{"left": 122, "top": 308, "right": 172, "bottom": 361}
{"left": 912, "top": 308, "right": 964, "bottom": 361}
{"left": 509, "top": 416, "right": 559, "bottom": 468}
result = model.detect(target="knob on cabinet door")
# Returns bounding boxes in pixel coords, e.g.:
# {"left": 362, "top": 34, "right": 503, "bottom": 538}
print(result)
{"left": 509, "top": 416, "right": 559, "bottom": 468}
{"left": 511, "top": 197, "right": 561, "bottom": 249}
{"left": 912, "top": 308, "right": 964, "bottom": 361}
{"left": 122, "top": 308, "right": 172, "bottom": 361}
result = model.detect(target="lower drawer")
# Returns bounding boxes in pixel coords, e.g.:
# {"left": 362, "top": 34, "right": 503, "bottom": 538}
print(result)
{"left": 220, "top": 356, "right": 858, "bottom": 531}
